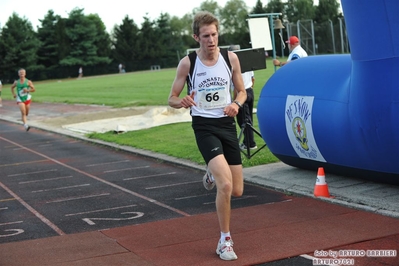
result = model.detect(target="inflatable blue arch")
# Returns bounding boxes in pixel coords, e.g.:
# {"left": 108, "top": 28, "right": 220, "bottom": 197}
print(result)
{"left": 257, "top": 0, "right": 399, "bottom": 185}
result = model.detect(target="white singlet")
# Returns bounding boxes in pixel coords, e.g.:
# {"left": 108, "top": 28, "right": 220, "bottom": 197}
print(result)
{"left": 189, "top": 52, "right": 232, "bottom": 118}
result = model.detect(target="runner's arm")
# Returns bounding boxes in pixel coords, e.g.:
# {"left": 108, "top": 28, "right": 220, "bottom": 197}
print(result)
{"left": 28, "top": 80, "right": 35, "bottom": 93}
{"left": 169, "top": 56, "right": 196, "bottom": 109}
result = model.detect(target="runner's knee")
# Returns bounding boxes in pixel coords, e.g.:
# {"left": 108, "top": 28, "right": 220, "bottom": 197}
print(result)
{"left": 217, "top": 180, "right": 233, "bottom": 195}
{"left": 232, "top": 187, "right": 243, "bottom": 197}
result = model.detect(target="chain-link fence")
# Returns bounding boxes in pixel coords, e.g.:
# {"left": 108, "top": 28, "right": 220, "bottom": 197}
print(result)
{"left": 274, "top": 18, "right": 349, "bottom": 57}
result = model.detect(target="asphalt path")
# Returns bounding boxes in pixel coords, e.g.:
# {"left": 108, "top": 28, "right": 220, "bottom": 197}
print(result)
{"left": 0, "top": 120, "right": 288, "bottom": 244}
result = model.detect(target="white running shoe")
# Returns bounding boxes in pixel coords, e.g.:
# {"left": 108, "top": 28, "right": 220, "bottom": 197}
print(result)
{"left": 202, "top": 168, "right": 215, "bottom": 190}
{"left": 216, "top": 236, "right": 237, "bottom": 260}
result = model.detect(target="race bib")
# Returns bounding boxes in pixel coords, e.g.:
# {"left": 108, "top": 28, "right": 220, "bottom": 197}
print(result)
{"left": 18, "top": 89, "right": 29, "bottom": 102}
{"left": 18, "top": 90, "right": 28, "bottom": 97}
{"left": 197, "top": 86, "right": 229, "bottom": 109}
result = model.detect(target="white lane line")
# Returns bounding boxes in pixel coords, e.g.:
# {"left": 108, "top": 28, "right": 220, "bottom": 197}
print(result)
{"left": 8, "top": 169, "right": 57, "bottom": 177}
{"left": 124, "top": 172, "right": 176, "bottom": 181}
{"left": 32, "top": 184, "right": 90, "bottom": 193}
{"left": 103, "top": 165, "right": 150, "bottom": 173}
{"left": 203, "top": 197, "right": 292, "bottom": 205}
{"left": 175, "top": 192, "right": 248, "bottom": 204}
{"left": 38, "top": 144, "right": 53, "bottom": 147}
{"left": 46, "top": 193, "right": 110, "bottom": 203}
{"left": 65, "top": 204, "right": 137, "bottom": 216}
{"left": 86, "top": 160, "right": 130, "bottom": 167}
{"left": 0, "top": 181, "right": 65, "bottom": 235}
{"left": 202, "top": 195, "right": 257, "bottom": 205}
{"left": 146, "top": 180, "right": 200, "bottom": 190}
{"left": 175, "top": 194, "right": 205, "bottom": 200}
{"left": 0, "top": 221, "right": 23, "bottom": 226}
{"left": 19, "top": 175, "right": 73, "bottom": 184}
{"left": 0, "top": 198, "right": 15, "bottom": 203}
{"left": 0, "top": 160, "right": 49, "bottom": 168}
{"left": 0, "top": 136, "right": 190, "bottom": 217}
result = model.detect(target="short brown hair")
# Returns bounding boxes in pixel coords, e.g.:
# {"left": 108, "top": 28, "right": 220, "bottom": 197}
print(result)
{"left": 192, "top": 11, "right": 219, "bottom": 37}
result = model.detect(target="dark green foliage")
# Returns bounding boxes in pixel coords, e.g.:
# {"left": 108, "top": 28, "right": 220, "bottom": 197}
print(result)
{"left": 0, "top": 13, "right": 41, "bottom": 82}
{"left": 36, "top": 10, "right": 66, "bottom": 80}
{"left": 60, "top": 8, "right": 111, "bottom": 67}
{"left": 314, "top": 0, "right": 342, "bottom": 23}
{"left": 0, "top": 0, "right": 342, "bottom": 81}
{"left": 251, "top": 0, "right": 267, "bottom": 14}
{"left": 264, "top": 0, "right": 285, "bottom": 14}
{"left": 285, "top": 0, "right": 316, "bottom": 22}
{"left": 111, "top": 16, "right": 140, "bottom": 72}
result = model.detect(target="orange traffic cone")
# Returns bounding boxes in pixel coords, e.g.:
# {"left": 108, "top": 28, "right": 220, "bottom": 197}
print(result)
{"left": 313, "top": 167, "right": 331, "bottom": 198}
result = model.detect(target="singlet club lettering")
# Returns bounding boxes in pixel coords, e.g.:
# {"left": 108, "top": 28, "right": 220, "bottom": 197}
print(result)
{"left": 197, "top": 77, "right": 230, "bottom": 109}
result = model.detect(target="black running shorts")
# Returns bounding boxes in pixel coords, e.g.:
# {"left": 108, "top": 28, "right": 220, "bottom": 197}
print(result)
{"left": 192, "top": 116, "right": 242, "bottom": 165}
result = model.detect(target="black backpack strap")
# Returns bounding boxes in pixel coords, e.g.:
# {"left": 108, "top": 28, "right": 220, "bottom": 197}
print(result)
{"left": 186, "top": 51, "right": 197, "bottom": 95}
{"left": 188, "top": 51, "right": 197, "bottom": 77}
{"left": 219, "top": 48, "right": 232, "bottom": 71}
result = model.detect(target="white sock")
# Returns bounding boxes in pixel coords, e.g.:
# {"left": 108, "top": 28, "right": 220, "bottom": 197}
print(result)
{"left": 220, "top": 232, "right": 231, "bottom": 241}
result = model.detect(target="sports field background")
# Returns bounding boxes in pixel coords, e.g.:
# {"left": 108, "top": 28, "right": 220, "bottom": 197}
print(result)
{"left": 1, "top": 58, "right": 279, "bottom": 167}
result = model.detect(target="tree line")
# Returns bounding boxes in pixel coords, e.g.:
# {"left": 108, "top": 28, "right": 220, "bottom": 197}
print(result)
{"left": 0, "top": 0, "right": 341, "bottom": 82}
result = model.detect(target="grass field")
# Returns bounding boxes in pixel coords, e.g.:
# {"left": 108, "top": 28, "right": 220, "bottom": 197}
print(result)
{"left": 1, "top": 58, "right": 280, "bottom": 167}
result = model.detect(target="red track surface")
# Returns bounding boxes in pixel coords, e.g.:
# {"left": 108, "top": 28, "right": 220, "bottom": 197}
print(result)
{"left": 1, "top": 197, "right": 398, "bottom": 265}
